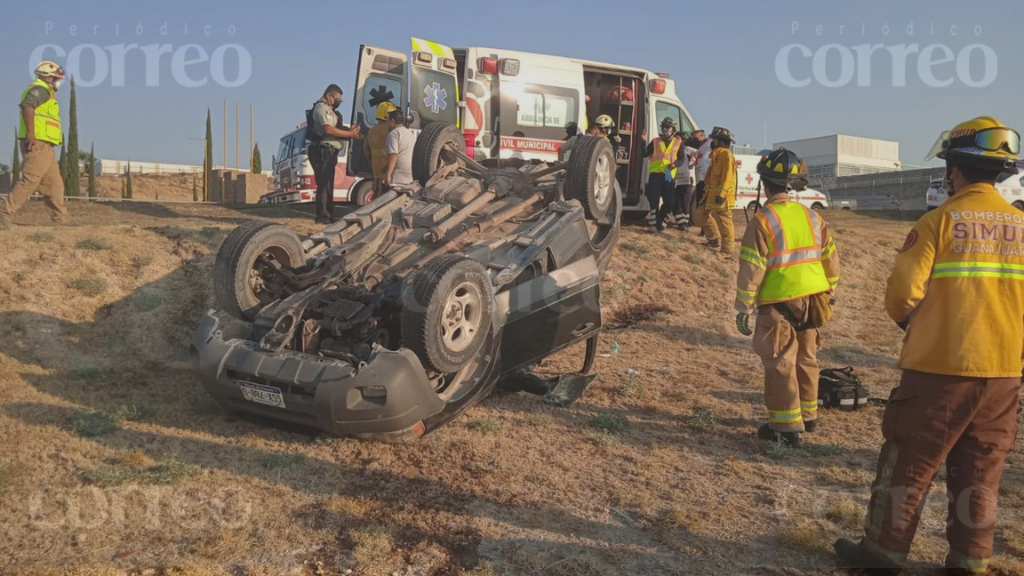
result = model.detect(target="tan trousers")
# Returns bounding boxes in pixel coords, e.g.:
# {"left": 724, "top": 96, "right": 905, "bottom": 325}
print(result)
{"left": 1, "top": 141, "right": 67, "bottom": 224}
{"left": 703, "top": 209, "right": 736, "bottom": 252}
{"left": 752, "top": 301, "right": 819, "bottom": 432}
{"left": 861, "top": 370, "right": 1020, "bottom": 571}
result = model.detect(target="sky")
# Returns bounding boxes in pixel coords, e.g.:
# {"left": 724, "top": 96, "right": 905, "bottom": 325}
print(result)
{"left": 1, "top": 0, "right": 1022, "bottom": 169}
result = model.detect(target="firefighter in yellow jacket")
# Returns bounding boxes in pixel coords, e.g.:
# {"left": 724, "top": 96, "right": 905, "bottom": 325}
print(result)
{"left": 363, "top": 102, "right": 399, "bottom": 194}
{"left": 0, "top": 61, "right": 68, "bottom": 227}
{"left": 835, "top": 117, "right": 1024, "bottom": 575}
{"left": 703, "top": 126, "right": 738, "bottom": 252}
{"left": 735, "top": 148, "right": 840, "bottom": 446}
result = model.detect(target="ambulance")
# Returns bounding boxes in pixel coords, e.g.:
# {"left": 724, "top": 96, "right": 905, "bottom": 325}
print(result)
{"left": 346, "top": 38, "right": 699, "bottom": 212}
{"left": 733, "top": 152, "right": 830, "bottom": 211}
{"left": 926, "top": 172, "right": 1024, "bottom": 211}
{"left": 261, "top": 124, "right": 369, "bottom": 206}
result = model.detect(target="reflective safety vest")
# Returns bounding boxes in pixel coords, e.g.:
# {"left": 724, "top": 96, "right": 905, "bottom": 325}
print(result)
{"left": 754, "top": 202, "right": 830, "bottom": 302}
{"left": 17, "top": 79, "right": 62, "bottom": 146}
{"left": 649, "top": 137, "right": 681, "bottom": 179}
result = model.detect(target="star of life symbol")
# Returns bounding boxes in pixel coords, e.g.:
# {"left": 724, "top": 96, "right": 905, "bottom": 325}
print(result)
{"left": 423, "top": 82, "right": 447, "bottom": 114}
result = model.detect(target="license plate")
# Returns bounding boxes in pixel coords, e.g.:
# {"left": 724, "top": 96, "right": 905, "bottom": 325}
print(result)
{"left": 236, "top": 381, "right": 286, "bottom": 408}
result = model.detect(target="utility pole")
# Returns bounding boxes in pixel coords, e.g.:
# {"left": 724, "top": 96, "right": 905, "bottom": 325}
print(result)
{"left": 222, "top": 100, "right": 227, "bottom": 169}
{"left": 249, "top": 103, "right": 254, "bottom": 171}
{"left": 235, "top": 101, "right": 240, "bottom": 170}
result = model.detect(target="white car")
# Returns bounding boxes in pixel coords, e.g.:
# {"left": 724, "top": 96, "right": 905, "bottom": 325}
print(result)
{"left": 926, "top": 173, "right": 1024, "bottom": 211}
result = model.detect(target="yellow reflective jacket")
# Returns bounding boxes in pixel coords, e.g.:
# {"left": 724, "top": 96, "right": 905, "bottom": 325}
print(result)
{"left": 886, "top": 183, "right": 1024, "bottom": 378}
{"left": 363, "top": 123, "right": 391, "bottom": 178}
{"left": 705, "top": 146, "right": 736, "bottom": 211}
{"left": 735, "top": 195, "right": 839, "bottom": 313}
{"left": 17, "top": 79, "right": 62, "bottom": 145}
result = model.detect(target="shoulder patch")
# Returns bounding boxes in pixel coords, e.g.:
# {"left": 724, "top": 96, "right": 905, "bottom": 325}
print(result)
{"left": 898, "top": 230, "right": 918, "bottom": 253}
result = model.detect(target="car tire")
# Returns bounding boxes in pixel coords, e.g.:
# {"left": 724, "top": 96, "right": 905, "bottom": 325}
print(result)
{"left": 351, "top": 179, "right": 375, "bottom": 206}
{"left": 412, "top": 122, "right": 465, "bottom": 186}
{"left": 214, "top": 221, "right": 304, "bottom": 322}
{"left": 401, "top": 254, "right": 494, "bottom": 374}
{"left": 811, "top": 202, "right": 825, "bottom": 211}
{"left": 564, "top": 135, "right": 616, "bottom": 221}
{"left": 1014, "top": 201, "right": 1024, "bottom": 212}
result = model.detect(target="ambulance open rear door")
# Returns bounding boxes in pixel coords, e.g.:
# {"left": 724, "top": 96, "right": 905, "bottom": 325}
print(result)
{"left": 408, "top": 37, "right": 460, "bottom": 131}
{"left": 347, "top": 45, "right": 408, "bottom": 178}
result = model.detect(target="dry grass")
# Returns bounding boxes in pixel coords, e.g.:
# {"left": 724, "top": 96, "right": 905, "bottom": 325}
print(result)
{"left": 0, "top": 203, "right": 1020, "bottom": 575}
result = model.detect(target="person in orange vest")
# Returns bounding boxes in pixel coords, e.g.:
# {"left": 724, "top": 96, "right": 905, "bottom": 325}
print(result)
{"left": 702, "top": 126, "right": 738, "bottom": 252}
{"left": 834, "top": 117, "right": 1023, "bottom": 575}
{"left": 0, "top": 61, "right": 68, "bottom": 228}
{"left": 735, "top": 148, "right": 839, "bottom": 446}
{"left": 644, "top": 117, "right": 683, "bottom": 232}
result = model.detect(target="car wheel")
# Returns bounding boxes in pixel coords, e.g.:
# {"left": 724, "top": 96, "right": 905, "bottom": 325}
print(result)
{"left": 401, "top": 255, "right": 494, "bottom": 374}
{"left": 351, "top": 179, "right": 374, "bottom": 206}
{"left": 214, "top": 221, "right": 304, "bottom": 321}
{"left": 565, "top": 135, "right": 616, "bottom": 221}
{"left": 747, "top": 201, "right": 761, "bottom": 212}
{"left": 412, "top": 122, "right": 465, "bottom": 186}
{"left": 1014, "top": 201, "right": 1024, "bottom": 212}
{"left": 811, "top": 202, "right": 825, "bottom": 211}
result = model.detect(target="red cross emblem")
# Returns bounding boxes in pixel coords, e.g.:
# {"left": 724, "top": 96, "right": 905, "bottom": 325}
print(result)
{"left": 745, "top": 174, "right": 754, "bottom": 184}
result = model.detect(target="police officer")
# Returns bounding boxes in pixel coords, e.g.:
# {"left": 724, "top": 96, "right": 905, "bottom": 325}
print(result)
{"left": 735, "top": 148, "right": 839, "bottom": 446}
{"left": 0, "top": 61, "right": 68, "bottom": 228}
{"left": 363, "top": 101, "right": 399, "bottom": 194}
{"left": 835, "top": 117, "right": 1023, "bottom": 575}
{"left": 308, "top": 84, "right": 362, "bottom": 224}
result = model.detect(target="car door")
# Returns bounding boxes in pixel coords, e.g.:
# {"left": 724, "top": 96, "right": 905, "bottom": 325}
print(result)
{"left": 498, "top": 253, "right": 603, "bottom": 373}
{"left": 408, "top": 37, "right": 460, "bottom": 130}
{"left": 347, "top": 45, "right": 408, "bottom": 178}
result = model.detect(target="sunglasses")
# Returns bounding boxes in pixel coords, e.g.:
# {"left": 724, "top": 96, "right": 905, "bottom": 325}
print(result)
{"left": 946, "top": 127, "right": 1021, "bottom": 155}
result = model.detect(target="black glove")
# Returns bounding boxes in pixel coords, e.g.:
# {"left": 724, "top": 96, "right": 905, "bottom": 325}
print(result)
{"left": 736, "top": 313, "right": 752, "bottom": 336}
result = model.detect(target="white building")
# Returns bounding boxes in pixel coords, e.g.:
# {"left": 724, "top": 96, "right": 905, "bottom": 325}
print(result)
{"left": 94, "top": 159, "right": 256, "bottom": 176}
{"left": 772, "top": 135, "right": 901, "bottom": 180}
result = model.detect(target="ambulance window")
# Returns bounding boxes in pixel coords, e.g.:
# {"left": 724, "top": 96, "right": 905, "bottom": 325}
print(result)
{"left": 503, "top": 84, "right": 578, "bottom": 140}
{"left": 362, "top": 75, "right": 402, "bottom": 127}
{"left": 411, "top": 68, "right": 458, "bottom": 126}
{"left": 655, "top": 102, "right": 693, "bottom": 135}
{"left": 516, "top": 93, "right": 574, "bottom": 128}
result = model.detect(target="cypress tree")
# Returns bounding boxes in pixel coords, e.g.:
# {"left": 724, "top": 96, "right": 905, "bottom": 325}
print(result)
{"left": 251, "top": 143, "right": 262, "bottom": 174}
{"left": 121, "top": 176, "right": 126, "bottom": 199}
{"left": 204, "top": 109, "right": 213, "bottom": 202}
{"left": 192, "top": 175, "right": 198, "bottom": 202}
{"left": 66, "top": 76, "right": 81, "bottom": 196}
{"left": 125, "top": 161, "right": 133, "bottom": 199}
{"left": 87, "top": 143, "right": 97, "bottom": 198}
{"left": 11, "top": 131, "right": 21, "bottom": 183}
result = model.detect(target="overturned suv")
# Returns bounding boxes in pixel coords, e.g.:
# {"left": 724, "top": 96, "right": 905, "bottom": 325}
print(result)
{"left": 192, "top": 124, "right": 620, "bottom": 441}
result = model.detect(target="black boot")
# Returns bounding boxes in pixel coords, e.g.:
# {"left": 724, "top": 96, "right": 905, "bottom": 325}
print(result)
{"left": 804, "top": 419, "right": 818, "bottom": 433}
{"left": 757, "top": 423, "right": 801, "bottom": 446}
{"left": 833, "top": 538, "right": 903, "bottom": 574}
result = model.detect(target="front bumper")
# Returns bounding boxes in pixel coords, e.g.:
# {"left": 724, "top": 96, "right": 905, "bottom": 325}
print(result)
{"left": 191, "top": 311, "right": 446, "bottom": 435}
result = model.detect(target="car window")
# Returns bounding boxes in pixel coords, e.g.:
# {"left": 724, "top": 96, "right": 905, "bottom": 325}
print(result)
{"left": 411, "top": 68, "right": 457, "bottom": 127}
{"left": 655, "top": 101, "right": 694, "bottom": 135}
{"left": 1019, "top": 175, "right": 1024, "bottom": 187}
{"left": 500, "top": 83, "right": 579, "bottom": 141}
{"left": 277, "top": 138, "right": 289, "bottom": 164}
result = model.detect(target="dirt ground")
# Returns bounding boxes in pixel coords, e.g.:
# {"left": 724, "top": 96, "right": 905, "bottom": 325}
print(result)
{"left": 0, "top": 201, "right": 1021, "bottom": 576}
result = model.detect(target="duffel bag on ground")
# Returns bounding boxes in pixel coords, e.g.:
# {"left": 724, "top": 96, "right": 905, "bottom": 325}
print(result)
{"left": 819, "top": 366, "right": 870, "bottom": 411}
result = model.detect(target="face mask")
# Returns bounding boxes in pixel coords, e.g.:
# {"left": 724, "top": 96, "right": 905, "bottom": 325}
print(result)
{"left": 53, "top": 79, "right": 63, "bottom": 90}
{"left": 661, "top": 130, "right": 673, "bottom": 138}
{"left": 330, "top": 96, "right": 341, "bottom": 110}
{"left": 944, "top": 165, "right": 955, "bottom": 195}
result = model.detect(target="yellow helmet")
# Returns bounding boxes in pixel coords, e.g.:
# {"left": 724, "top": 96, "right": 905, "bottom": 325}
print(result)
{"left": 925, "top": 116, "right": 1020, "bottom": 170}
{"left": 375, "top": 101, "right": 399, "bottom": 121}
{"left": 35, "top": 61, "right": 65, "bottom": 79}
{"left": 593, "top": 114, "right": 614, "bottom": 129}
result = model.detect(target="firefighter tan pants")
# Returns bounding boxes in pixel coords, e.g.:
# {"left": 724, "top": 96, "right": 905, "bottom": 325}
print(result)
{"left": 0, "top": 142, "right": 67, "bottom": 224}
{"left": 702, "top": 209, "right": 735, "bottom": 252}
{"left": 752, "top": 302, "right": 819, "bottom": 432}
{"left": 861, "top": 370, "right": 1020, "bottom": 572}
